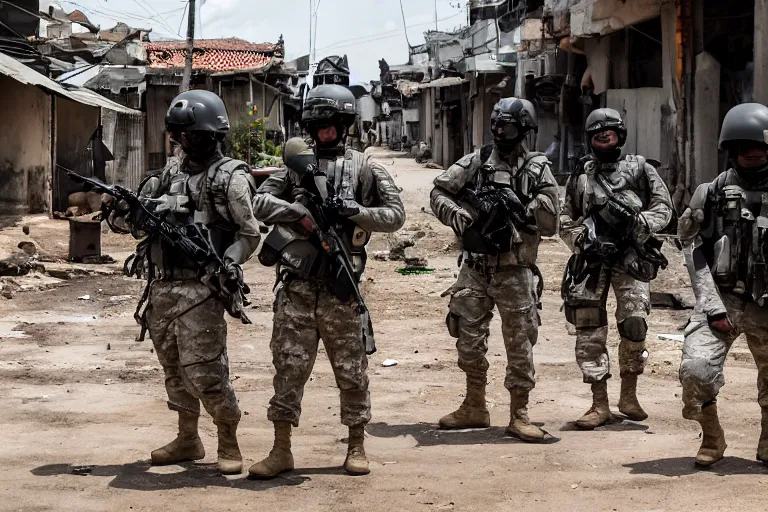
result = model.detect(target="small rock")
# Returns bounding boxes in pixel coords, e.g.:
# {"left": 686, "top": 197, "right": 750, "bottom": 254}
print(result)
{"left": 571, "top": 484, "right": 579, "bottom": 489}
{"left": 78, "top": 295, "right": 91, "bottom": 301}
{"left": 22, "top": 225, "right": 30, "bottom": 235}
{"left": 382, "top": 359, "right": 398, "bottom": 367}
{"left": 106, "top": 343, "right": 111, "bottom": 351}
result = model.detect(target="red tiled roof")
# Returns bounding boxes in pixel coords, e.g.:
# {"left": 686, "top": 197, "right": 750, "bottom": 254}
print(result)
{"left": 67, "top": 9, "right": 92, "bottom": 24}
{"left": 146, "top": 38, "right": 279, "bottom": 72}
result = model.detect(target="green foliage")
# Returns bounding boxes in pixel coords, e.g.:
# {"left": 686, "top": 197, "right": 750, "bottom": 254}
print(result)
{"left": 225, "top": 119, "right": 282, "bottom": 165}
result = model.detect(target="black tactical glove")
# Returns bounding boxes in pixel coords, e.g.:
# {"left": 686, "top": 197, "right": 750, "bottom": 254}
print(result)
{"left": 321, "top": 196, "right": 360, "bottom": 225}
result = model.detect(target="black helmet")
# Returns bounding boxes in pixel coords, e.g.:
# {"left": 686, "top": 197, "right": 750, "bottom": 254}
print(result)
{"left": 489, "top": 97, "right": 538, "bottom": 154}
{"left": 302, "top": 84, "right": 357, "bottom": 129}
{"left": 166, "top": 90, "right": 230, "bottom": 139}
{"left": 719, "top": 103, "right": 768, "bottom": 151}
{"left": 585, "top": 108, "right": 627, "bottom": 146}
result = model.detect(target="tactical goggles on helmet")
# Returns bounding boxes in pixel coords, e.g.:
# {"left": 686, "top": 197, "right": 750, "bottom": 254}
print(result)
{"left": 492, "top": 123, "right": 520, "bottom": 142}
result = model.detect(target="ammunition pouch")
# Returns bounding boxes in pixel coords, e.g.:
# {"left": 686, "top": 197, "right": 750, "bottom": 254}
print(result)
{"left": 562, "top": 254, "right": 610, "bottom": 329}
{"left": 621, "top": 236, "right": 668, "bottom": 283}
{"left": 446, "top": 312, "right": 461, "bottom": 338}
{"left": 258, "top": 225, "right": 321, "bottom": 278}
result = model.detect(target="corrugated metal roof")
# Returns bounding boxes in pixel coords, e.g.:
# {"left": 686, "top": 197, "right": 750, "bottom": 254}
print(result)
{"left": 0, "top": 52, "right": 140, "bottom": 115}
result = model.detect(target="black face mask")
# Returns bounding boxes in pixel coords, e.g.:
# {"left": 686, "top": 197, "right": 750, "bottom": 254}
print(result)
{"left": 493, "top": 123, "right": 525, "bottom": 157}
{"left": 176, "top": 131, "right": 219, "bottom": 163}
{"left": 309, "top": 122, "right": 346, "bottom": 158}
{"left": 591, "top": 146, "right": 622, "bottom": 163}
{"left": 735, "top": 162, "right": 768, "bottom": 188}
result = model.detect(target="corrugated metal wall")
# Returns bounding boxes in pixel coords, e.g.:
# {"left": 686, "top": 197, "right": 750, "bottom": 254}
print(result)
{"left": 103, "top": 109, "right": 146, "bottom": 191}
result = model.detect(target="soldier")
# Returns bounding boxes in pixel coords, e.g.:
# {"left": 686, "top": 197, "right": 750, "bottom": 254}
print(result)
{"left": 430, "top": 98, "right": 559, "bottom": 442}
{"left": 248, "top": 84, "right": 405, "bottom": 478}
{"left": 678, "top": 103, "right": 768, "bottom": 467}
{"left": 560, "top": 108, "right": 673, "bottom": 430}
{"left": 116, "top": 90, "right": 262, "bottom": 474}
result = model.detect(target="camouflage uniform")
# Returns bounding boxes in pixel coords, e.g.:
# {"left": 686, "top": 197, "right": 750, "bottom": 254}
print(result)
{"left": 253, "top": 148, "right": 405, "bottom": 428}
{"left": 139, "top": 152, "right": 261, "bottom": 432}
{"left": 679, "top": 170, "right": 768, "bottom": 420}
{"left": 431, "top": 145, "right": 559, "bottom": 438}
{"left": 560, "top": 156, "right": 673, "bottom": 384}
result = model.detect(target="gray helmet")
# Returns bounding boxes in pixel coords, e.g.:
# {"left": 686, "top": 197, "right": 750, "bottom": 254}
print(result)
{"left": 719, "top": 103, "right": 768, "bottom": 151}
{"left": 585, "top": 108, "right": 627, "bottom": 147}
{"left": 302, "top": 84, "right": 357, "bottom": 129}
{"left": 489, "top": 98, "right": 537, "bottom": 152}
{"left": 166, "top": 90, "right": 230, "bottom": 138}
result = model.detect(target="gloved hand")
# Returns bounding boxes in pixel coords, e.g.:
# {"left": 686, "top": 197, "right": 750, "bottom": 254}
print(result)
{"left": 678, "top": 208, "right": 705, "bottom": 242}
{"left": 321, "top": 197, "right": 360, "bottom": 225}
{"left": 708, "top": 313, "right": 734, "bottom": 336}
{"left": 219, "top": 261, "right": 247, "bottom": 296}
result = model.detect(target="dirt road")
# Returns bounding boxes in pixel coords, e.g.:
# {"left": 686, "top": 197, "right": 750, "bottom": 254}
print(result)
{"left": 1, "top": 151, "right": 767, "bottom": 512}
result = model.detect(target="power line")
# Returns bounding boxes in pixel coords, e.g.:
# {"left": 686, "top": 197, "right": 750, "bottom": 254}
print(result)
{"left": 61, "top": 1, "right": 183, "bottom": 38}
{"left": 314, "top": 11, "right": 463, "bottom": 53}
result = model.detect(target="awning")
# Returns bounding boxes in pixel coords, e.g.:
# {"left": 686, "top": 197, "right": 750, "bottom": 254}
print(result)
{"left": 0, "top": 51, "right": 141, "bottom": 115}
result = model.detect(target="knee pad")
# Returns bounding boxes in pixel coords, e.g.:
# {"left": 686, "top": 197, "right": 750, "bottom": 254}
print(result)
{"left": 618, "top": 317, "right": 647, "bottom": 342}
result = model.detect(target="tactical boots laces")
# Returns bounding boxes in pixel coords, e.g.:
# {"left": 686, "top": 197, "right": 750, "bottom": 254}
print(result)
{"left": 151, "top": 411, "right": 205, "bottom": 466}
{"left": 696, "top": 403, "right": 727, "bottom": 467}
{"left": 248, "top": 421, "right": 294, "bottom": 480}
{"left": 576, "top": 381, "right": 615, "bottom": 430}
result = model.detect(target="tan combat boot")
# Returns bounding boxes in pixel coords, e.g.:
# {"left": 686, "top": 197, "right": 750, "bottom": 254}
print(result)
{"left": 248, "top": 421, "right": 295, "bottom": 479}
{"left": 695, "top": 403, "right": 727, "bottom": 467}
{"left": 344, "top": 425, "right": 370, "bottom": 476}
{"left": 576, "top": 381, "right": 615, "bottom": 430}
{"left": 439, "top": 376, "right": 491, "bottom": 429}
{"left": 505, "top": 390, "right": 545, "bottom": 442}
{"left": 757, "top": 407, "right": 768, "bottom": 464}
{"left": 151, "top": 411, "right": 205, "bottom": 465}
{"left": 216, "top": 421, "right": 243, "bottom": 474}
{"left": 618, "top": 374, "right": 648, "bottom": 421}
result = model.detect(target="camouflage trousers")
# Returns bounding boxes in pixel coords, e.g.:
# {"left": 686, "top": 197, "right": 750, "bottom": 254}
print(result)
{"left": 575, "top": 270, "right": 650, "bottom": 383}
{"left": 443, "top": 263, "right": 540, "bottom": 391}
{"left": 267, "top": 279, "right": 371, "bottom": 428}
{"left": 680, "top": 293, "right": 768, "bottom": 420}
{"left": 147, "top": 280, "right": 241, "bottom": 424}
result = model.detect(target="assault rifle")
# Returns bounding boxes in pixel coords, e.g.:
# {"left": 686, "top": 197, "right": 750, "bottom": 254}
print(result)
{"left": 459, "top": 184, "right": 531, "bottom": 255}
{"left": 283, "top": 153, "right": 376, "bottom": 355}
{"left": 59, "top": 166, "right": 252, "bottom": 327}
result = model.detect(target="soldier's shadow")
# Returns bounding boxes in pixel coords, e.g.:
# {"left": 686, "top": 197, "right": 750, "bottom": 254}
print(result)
{"left": 366, "top": 422, "right": 561, "bottom": 446}
{"left": 624, "top": 456, "right": 768, "bottom": 477}
{"left": 30, "top": 461, "right": 311, "bottom": 491}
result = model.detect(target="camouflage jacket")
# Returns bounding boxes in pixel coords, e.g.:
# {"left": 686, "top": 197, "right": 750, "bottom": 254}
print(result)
{"left": 430, "top": 146, "right": 560, "bottom": 266}
{"left": 560, "top": 154, "right": 673, "bottom": 252}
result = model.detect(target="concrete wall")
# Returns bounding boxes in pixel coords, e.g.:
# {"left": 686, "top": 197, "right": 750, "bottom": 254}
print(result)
{"left": 0, "top": 75, "right": 52, "bottom": 213}
{"left": 693, "top": 52, "right": 721, "bottom": 186}
{"left": 570, "top": 0, "right": 664, "bottom": 38}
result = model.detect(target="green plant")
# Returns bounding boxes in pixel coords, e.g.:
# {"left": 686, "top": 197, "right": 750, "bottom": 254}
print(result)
{"left": 225, "top": 118, "right": 282, "bottom": 164}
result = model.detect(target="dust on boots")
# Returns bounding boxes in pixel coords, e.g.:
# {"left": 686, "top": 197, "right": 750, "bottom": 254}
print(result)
{"left": 695, "top": 403, "right": 727, "bottom": 468}
{"left": 576, "top": 381, "right": 615, "bottom": 430}
{"left": 439, "top": 379, "right": 490, "bottom": 429}
{"left": 618, "top": 375, "right": 648, "bottom": 421}
{"left": 151, "top": 412, "right": 205, "bottom": 466}
{"left": 506, "top": 391, "right": 545, "bottom": 442}
{"left": 216, "top": 421, "right": 243, "bottom": 475}
{"left": 344, "top": 426, "right": 370, "bottom": 476}
{"left": 249, "top": 421, "right": 295, "bottom": 480}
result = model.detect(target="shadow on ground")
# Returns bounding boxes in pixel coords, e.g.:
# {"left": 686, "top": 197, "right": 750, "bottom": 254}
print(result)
{"left": 29, "top": 461, "right": 342, "bottom": 491}
{"left": 366, "top": 422, "right": 561, "bottom": 446}
{"left": 624, "top": 456, "right": 768, "bottom": 477}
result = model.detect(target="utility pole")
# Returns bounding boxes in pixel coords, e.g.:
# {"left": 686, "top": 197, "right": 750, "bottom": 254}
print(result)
{"left": 181, "top": 0, "right": 196, "bottom": 92}
{"left": 434, "top": 0, "right": 438, "bottom": 31}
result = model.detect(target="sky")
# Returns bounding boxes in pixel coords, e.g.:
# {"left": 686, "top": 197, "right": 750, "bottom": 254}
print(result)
{"left": 45, "top": 0, "right": 469, "bottom": 82}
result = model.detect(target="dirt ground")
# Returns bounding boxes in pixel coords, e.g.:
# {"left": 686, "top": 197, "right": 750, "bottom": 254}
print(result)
{"left": 1, "top": 149, "right": 768, "bottom": 512}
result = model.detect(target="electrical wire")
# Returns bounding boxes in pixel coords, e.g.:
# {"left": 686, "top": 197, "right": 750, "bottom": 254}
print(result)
{"left": 61, "top": 1, "right": 183, "bottom": 38}
{"left": 314, "top": 11, "right": 463, "bottom": 53}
